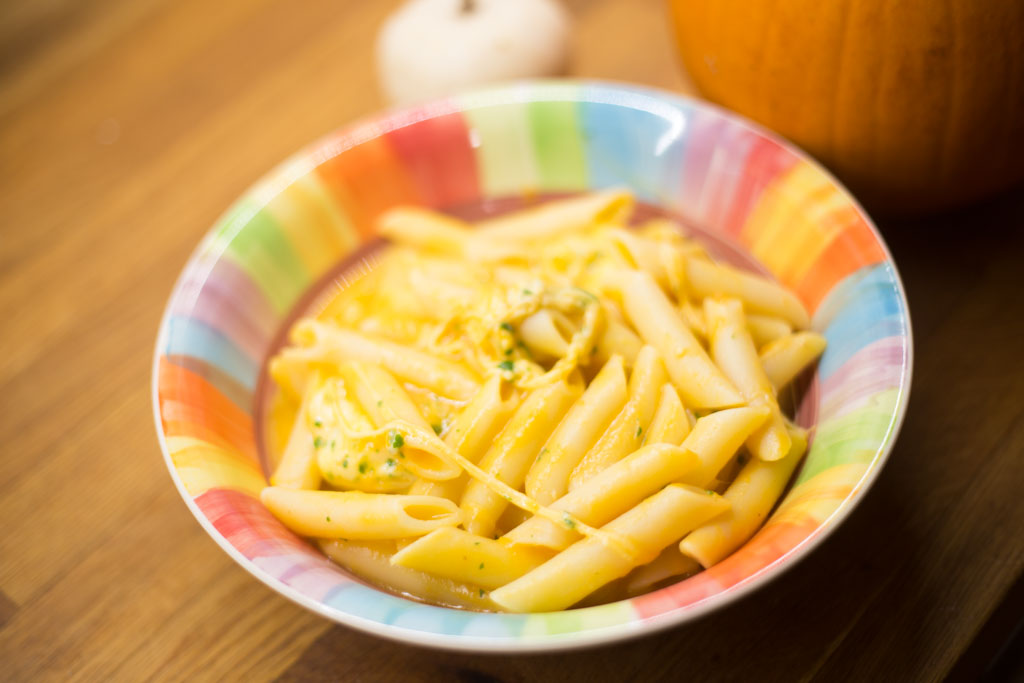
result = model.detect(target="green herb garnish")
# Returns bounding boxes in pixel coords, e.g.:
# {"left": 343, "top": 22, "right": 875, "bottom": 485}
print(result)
{"left": 497, "top": 359, "right": 515, "bottom": 372}
{"left": 387, "top": 430, "right": 405, "bottom": 449}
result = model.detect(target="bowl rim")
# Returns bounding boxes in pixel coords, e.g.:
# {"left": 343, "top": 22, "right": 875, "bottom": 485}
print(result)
{"left": 151, "top": 78, "right": 913, "bottom": 653}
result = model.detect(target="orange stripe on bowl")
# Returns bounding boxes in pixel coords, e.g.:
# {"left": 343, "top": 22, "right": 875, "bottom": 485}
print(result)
{"left": 794, "top": 220, "right": 888, "bottom": 313}
{"left": 158, "top": 359, "right": 257, "bottom": 459}
{"left": 315, "top": 134, "right": 423, "bottom": 238}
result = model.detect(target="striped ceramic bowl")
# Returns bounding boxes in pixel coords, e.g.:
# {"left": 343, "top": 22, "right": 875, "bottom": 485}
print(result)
{"left": 153, "top": 81, "right": 912, "bottom": 652}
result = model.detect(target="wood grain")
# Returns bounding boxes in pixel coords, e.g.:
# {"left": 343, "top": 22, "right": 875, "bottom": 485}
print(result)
{"left": 0, "top": 0, "right": 1021, "bottom": 681}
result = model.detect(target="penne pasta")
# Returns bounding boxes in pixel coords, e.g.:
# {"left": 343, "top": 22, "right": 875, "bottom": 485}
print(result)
{"left": 747, "top": 313, "right": 793, "bottom": 348}
{"left": 525, "top": 355, "right": 628, "bottom": 505}
{"left": 568, "top": 346, "right": 667, "bottom": 488}
{"left": 506, "top": 407, "right": 766, "bottom": 551}
{"left": 409, "top": 374, "right": 518, "bottom": 502}
{"left": 377, "top": 206, "right": 473, "bottom": 255}
{"left": 269, "top": 370, "right": 324, "bottom": 490}
{"left": 685, "top": 257, "right": 811, "bottom": 329}
{"left": 680, "top": 426, "right": 808, "bottom": 567}
{"left": 704, "top": 298, "right": 791, "bottom": 462}
{"left": 291, "top": 319, "right": 481, "bottom": 401}
{"left": 645, "top": 384, "right": 690, "bottom": 446}
{"left": 592, "top": 317, "right": 644, "bottom": 369}
{"left": 760, "top": 332, "right": 828, "bottom": 391}
{"left": 460, "top": 377, "right": 583, "bottom": 538}
{"left": 517, "top": 309, "right": 577, "bottom": 361}
{"left": 391, "top": 527, "right": 552, "bottom": 590}
{"left": 260, "top": 487, "right": 462, "bottom": 539}
{"left": 319, "top": 539, "right": 494, "bottom": 610}
{"left": 261, "top": 189, "right": 824, "bottom": 612}
{"left": 623, "top": 546, "right": 702, "bottom": 597}
{"left": 475, "top": 189, "right": 633, "bottom": 242}
{"left": 489, "top": 485, "right": 730, "bottom": 612}
{"left": 617, "top": 269, "right": 744, "bottom": 409}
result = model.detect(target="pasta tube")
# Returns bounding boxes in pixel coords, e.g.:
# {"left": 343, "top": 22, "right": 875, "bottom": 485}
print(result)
{"left": 391, "top": 527, "right": 552, "bottom": 590}
{"left": 409, "top": 375, "right": 518, "bottom": 502}
{"left": 623, "top": 546, "right": 701, "bottom": 597}
{"left": 291, "top": 319, "right": 480, "bottom": 401}
{"left": 685, "top": 257, "right": 811, "bottom": 329}
{"left": 490, "top": 485, "right": 730, "bottom": 612}
{"left": 517, "top": 309, "right": 576, "bottom": 361}
{"left": 377, "top": 206, "right": 472, "bottom": 255}
{"left": 592, "top": 318, "right": 644, "bottom": 369}
{"left": 270, "top": 370, "right": 324, "bottom": 490}
{"left": 645, "top": 384, "right": 690, "bottom": 446}
{"left": 704, "top": 298, "right": 791, "bottom": 462}
{"left": 680, "top": 427, "right": 808, "bottom": 567}
{"left": 319, "top": 539, "right": 493, "bottom": 610}
{"left": 336, "top": 360, "right": 431, "bottom": 430}
{"left": 569, "top": 346, "right": 667, "bottom": 489}
{"left": 760, "top": 332, "right": 828, "bottom": 391}
{"left": 617, "top": 269, "right": 744, "bottom": 409}
{"left": 260, "top": 488, "right": 461, "bottom": 539}
{"left": 525, "top": 355, "right": 628, "bottom": 505}
{"left": 460, "top": 377, "right": 583, "bottom": 538}
{"left": 506, "top": 406, "right": 767, "bottom": 551}
{"left": 747, "top": 314, "right": 793, "bottom": 348}
{"left": 677, "top": 405, "right": 771, "bottom": 488}
{"left": 475, "top": 189, "right": 633, "bottom": 242}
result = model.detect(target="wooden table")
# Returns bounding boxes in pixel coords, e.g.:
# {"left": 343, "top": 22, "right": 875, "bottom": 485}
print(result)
{"left": 2, "top": 0, "right": 1022, "bottom": 680}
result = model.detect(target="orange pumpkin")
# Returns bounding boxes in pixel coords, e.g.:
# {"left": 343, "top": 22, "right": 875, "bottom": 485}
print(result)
{"left": 668, "top": 0, "right": 1024, "bottom": 212}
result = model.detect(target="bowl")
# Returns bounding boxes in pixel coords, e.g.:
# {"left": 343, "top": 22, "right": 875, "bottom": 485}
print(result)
{"left": 152, "top": 80, "right": 912, "bottom": 652}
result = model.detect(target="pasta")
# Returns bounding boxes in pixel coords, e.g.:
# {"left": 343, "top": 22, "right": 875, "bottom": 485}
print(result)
{"left": 260, "top": 191, "right": 824, "bottom": 612}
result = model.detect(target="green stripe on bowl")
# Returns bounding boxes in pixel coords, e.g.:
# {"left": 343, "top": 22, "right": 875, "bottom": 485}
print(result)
{"left": 209, "top": 198, "right": 310, "bottom": 315}
{"left": 527, "top": 98, "right": 588, "bottom": 191}
{"left": 796, "top": 388, "right": 900, "bottom": 485}
{"left": 460, "top": 97, "right": 539, "bottom": 196}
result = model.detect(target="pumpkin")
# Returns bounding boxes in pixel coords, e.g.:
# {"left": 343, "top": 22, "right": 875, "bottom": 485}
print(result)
{"left": 668, "top": 0, "right": 1024, "bottom": 212}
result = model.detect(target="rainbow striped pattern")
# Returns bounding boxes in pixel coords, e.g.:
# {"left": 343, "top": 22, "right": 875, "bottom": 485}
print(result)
{"left": 153, "top": 81, "right": 911, "bottom": 651}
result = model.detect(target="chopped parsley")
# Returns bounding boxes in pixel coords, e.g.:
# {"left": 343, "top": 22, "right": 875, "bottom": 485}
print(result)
{"left": 499, "top": 322, "right": 514, "bottom": 333}
{"left": 385, "top": 458, "right": 397, "bottom": 468}
{"left": 522, "top": 288, "right": 533, "bottom": 296}
{"left": 358, "top": 461, "right": 368, "bottom": 474}
{"left": 706, "top": 489, "right": 716, "bottom": 496}
{"left": 326, "top": 515, "right": 331, "bottom": 522}
{"left": 342, "top": 459, "right": 349, "bottom": 468}
{"left": 563, "top": 514, "right": 576, "bottom": 530}
{"left": 497, "top": 359, "right": 515, "bottom": 372}
{"left": 377, "top": 399, "right": 383, "bottom": 407}
{"left": 479, "top": 589, "right": 485, "bottom": 598}
{"left": 431, "top": 423, "right": 443, "bottom": 435}
{"left": 635, "top": 425, "right": 643, "bottom": 438}
{"left": 313, "top": 436, "right": 325, "bottom": 448}
{"left": 313, "top": 419, "right": 323, "bottom": 428}
{"left": 478, "top": 562, "right": 485, "bottom": 569}
{"left": 387, "top": 430, "right": 405, "bottom": 449}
